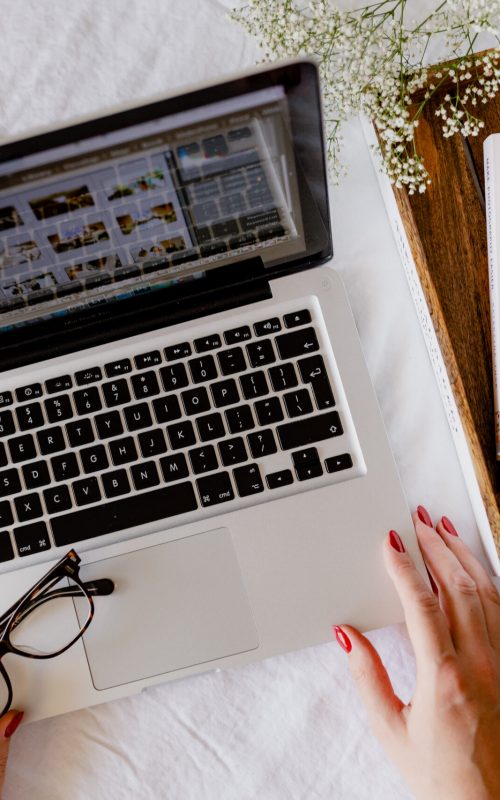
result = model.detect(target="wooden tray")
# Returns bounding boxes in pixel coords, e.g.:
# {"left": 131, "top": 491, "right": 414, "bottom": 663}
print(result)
{"left": 390, "top": 61, "right": 500, "bottom": 553}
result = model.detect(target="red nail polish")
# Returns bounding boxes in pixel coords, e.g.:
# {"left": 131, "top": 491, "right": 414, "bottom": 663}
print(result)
{"left": 441, "top": 516, "right": 459, "bottom": 536}
{"left": 333, "top": 625, "right": 352, "bottom": 653}
{"left": 417, "top": 505, "right": 433, "bottom": 527}
{"left": 389, "top": 529, "right": 405, "bottom": 553}
{"left": 4, "top": 711, "right": 23, "bottom": 739}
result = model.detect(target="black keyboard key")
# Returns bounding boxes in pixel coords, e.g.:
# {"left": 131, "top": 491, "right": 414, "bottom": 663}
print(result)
{"left": 160, "top": 363, "right": 189, "bottom": 392}
{"left": 226, "top": 405, "right": 255, "bottom": 434}
{"left": 0, "top": 501, "right": 13, "bottom": 527}
{"left": 0, "top": 468, "right": 21, "bottom": 498}
{"left": 254, "top": 397, "right": 284, "bottom": 426}
{"left": 80, "top": 444, "right": 109, "bottom": 474}
{"left": 296, "top": 461, "right": 323, "bottom": 481}
{"left": 138, "top": 429, "right": 167, "bottom": 458}
{"left": 0, "top": 443, "right": 6, "bottom": 469}
{"left": 104, "top": 359, "right": 132, "bottom": 377}
{"left": 94, "top": 411, "right": 124, "bottom": 440}
{"left": 283, "top": 388, "right": 313, "bottom": 418}
{"left": 8, "top": 434, "right": 36, "bottom": 463}
{"left": 66, "top": 418, "right": 95, "bottom": 447}
{"left": 325, "top": 453, "right": 353, "bottom": 473}
{"left": 0, "top": 392, "right": 13, "bottom": 408}
{"left": 160, "top": 453, "right": 189, "bottom": 482}
{"left": 277, "top": 411, "right": 343, "bottom": 451}
{"left": 233, "top": 463, "right": 264, "bottom": 497}
{"left": 210, "top": 378, "right": 239, "bottom": 408}
{"left": 246, "top": 339, "right": 276, "bottom": 368}
{"left": 14, "top": 521, "right": 51, "bottom": 557}
{"left": 153, "top": 394, "right": 182, "bottom": 424}
{"left": 194, "top": 334, "right": 222, "bottom": 353}
{"left": 218, "top": 437, "right": 248, "bottom": 467}
{"left": 218, "top": 347, "right": 247, "bottom": 376}
{"left": 0, "top": 532, "right": 14, "bottom": 562}
{"left": 74, "top": 387, "right": 102, "bottom": 415}
{"left": 266, "top": 469, "right": 293, "bottom": 489}
{"left": 189, "top": 445, "right": 218, "bottom": 474}
{"left": 46, "top": 375, "right": 73, "bottom": 394}
{"left": 43, "top": 485, "right": 72, "bottom": 514}
{"left": 124, "top": 403, "right": 153, "bottom": 431}
{"left": 164, "top": 342, "right": 192, "bottom": 361}
{"left": 275, "top": 327, "right": 319, "bottom": 360}
{"left": 224, "top": 326, "right": 251, "bottom": 345}
{"left": 182, "top": 386, "right": 211, "bottom": 416}
{"left": 102, "top": 469, "right": 131, "bottom": 499}
{"left": 37, "top": 426, "right": 66, "bottom": 455}
{"left": 131, "top": 371, "right": 160, "bottom": 400}
{"left": 254, "top": 318, "right": 281, "bottom": 336}
{"left": 298, "top": 355, "right": 335, "bottom": 410}
{"left": 189, "top": 355, "right": 217, "bottom": 384}
{"left": 75, "top": 367, "right": 102, "bottom": 386}
{"left": 283, "top": 309, "right": 311, "bottom": 328}
{"left": 292, "top": 448, "right": 320, "bottom": 467}
{"left": 15, "top": 493, "right": 43, "bottom": 522}
{"left": 240, "top": 371, "right": 269, "bottom": 400}
{"left": 196, "top": 412, "right": 225, "bottom": 442}
{"left": 72, "top": 477, "right": 101, "bottom": 506}
{"left": 109, "top": 436, "right": 138, "bottom": 466}
{"left": 51, "top": 452, "right": 80, "bottom": 482}
{"left": 247, "top": 429, "right": 277, "bottom": 459}
{"left": 15, "top": 383, "right": 43, "bottom": 403}
{"left": 52, "top": 482, "right": 198, "bottom": 546}
{"left": 131, "top": 461, "right": 160, "bottom": 491}
{"left": 16, "top": 403, "right": 44, "bottom": 431}
{"left": 102, "top": 379, "right": 131, "bottom": 408}
{"left": 44, "top": 394, "right": 74, "bottom": 423}
{"left": 197, "top": 472, "right": 234, "bottom": 507}
{"left": 0, "top": 411, "right": 15, "bottom": 437}
{"left": 134, "top": 351, "right": 162, "bottom": 370}
{"left": 167, "top": 420, "right": 196, "bottom": 450}
{"left": 22, "top": 461, "right": 51, "bottom": 489}
{"left": 268, "top": 363, "right": 298, "bottom": 392}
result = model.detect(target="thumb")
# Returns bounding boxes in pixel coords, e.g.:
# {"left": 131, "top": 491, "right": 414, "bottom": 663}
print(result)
{"left": 0, "top": 710, "right": 23, "bottom": 796}
{"left": 333, "top": 625, "right": 405, "bottom": 746}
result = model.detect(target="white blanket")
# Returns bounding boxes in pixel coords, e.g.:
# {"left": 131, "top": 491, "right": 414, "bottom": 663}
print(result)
{"left": 0, "top": 1, "right": 486, "bottom": 797}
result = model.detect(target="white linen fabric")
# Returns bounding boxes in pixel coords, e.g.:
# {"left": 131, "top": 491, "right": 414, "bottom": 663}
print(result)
{"left": 0, "top": 1, "right": 487, "bottom": 797}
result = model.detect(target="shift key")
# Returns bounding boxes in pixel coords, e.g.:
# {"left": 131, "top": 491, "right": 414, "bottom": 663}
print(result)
{"left": 277, "top": 411, "right": 343, "bottom": 450}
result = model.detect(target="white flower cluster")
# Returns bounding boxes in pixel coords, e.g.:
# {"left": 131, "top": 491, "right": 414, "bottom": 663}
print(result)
{"left": 231, "top": 0, "right": 500, "bottom": 193}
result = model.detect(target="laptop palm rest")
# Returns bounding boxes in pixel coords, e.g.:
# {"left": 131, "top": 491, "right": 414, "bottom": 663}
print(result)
{"left": 73, "top": 528, "right": 259, "bottom": 691}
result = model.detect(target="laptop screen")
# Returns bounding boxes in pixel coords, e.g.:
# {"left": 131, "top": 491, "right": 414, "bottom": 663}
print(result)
{"left": 0, "top": 61, "right": 331, "bottom": 365}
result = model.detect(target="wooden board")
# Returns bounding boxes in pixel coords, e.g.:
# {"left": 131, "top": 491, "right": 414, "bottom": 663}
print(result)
{"left": 389, "top": 63, "right": 500, "bottom": 553}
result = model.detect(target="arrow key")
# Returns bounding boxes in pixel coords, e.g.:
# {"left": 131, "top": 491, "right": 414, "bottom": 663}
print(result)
{"left": 325, "top": 453, "right": 353, "bottom": 473}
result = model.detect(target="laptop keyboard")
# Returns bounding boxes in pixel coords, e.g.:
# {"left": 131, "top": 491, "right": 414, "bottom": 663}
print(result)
{"left": 0, "top": 307, "right": 359, "bottom": 562}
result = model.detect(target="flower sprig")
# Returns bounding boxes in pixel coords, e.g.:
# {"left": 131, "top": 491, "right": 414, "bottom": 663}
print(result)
{"left": 231, "top": 0, "right": 500, "bottom": 193}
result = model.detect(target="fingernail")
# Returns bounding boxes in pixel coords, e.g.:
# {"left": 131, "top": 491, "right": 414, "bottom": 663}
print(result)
{"left": 441, "top": 516, "right": 459, "bottom": 536}
{"left": 417, "top": 505, "right": 433, "bottom": 527}
{"left": 389, "top": 529, "right": 405, "bottom": 553}
{"left": 332, "top": 625, "right": 352, "bottom": 653}
{"left": 4, "top": 711, "right": 23, "bottom": 739}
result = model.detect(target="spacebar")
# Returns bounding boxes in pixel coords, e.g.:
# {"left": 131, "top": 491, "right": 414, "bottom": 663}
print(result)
{"left": 51, "top": 482, "right": 198, "bottom": 547}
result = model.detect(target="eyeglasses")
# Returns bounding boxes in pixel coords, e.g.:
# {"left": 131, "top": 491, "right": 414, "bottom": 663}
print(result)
{"left": 0, "top": 549, "right": 114, "bottom": 716}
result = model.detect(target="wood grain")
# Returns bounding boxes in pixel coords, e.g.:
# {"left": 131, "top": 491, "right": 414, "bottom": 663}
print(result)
{"left": 388, "top": 66, "right": 500, "bottom": 554}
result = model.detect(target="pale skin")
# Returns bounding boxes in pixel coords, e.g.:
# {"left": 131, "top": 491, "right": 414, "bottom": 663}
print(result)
{"left": 335, "top": 507, "right": 500, "bottom": 800}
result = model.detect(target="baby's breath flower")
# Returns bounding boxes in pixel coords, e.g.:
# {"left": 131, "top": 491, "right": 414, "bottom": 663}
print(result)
{"left": 231, "top": 0, "right": 500, "bottom": 192}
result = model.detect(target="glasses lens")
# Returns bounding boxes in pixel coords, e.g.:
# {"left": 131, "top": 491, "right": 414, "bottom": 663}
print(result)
{"left": 8, "top": 576, "right": 91, "bottom": 656}
{"left": 0, "top": 668, "right": 11, "bottom": 716}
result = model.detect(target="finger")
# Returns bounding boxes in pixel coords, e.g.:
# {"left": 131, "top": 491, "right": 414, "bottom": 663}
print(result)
{"left": 0, "top": 710, "right": 23, "bottom": 795}
{"left": 383, "top": 529, "right": 455, "bottom": 674}
{"left": 435, "top": 516, "right": 500, "bottom": 651}
{"left": 333, "top": 625, "right": 405, "bottom": 746}
{"left": 414, "top": 513, "right": 491, "bottom": 657}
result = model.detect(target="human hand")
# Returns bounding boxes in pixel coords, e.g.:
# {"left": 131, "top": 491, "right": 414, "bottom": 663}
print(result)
{"left": 0, "top": 710, "right": 23, "bottom": 798}
{"left": 334, "top": 507, "right": 500, "bottom": 800}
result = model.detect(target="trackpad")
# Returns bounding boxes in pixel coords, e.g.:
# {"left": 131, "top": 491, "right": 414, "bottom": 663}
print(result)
{"left": 74, "top": 528, "right": 259, "bottom": 690}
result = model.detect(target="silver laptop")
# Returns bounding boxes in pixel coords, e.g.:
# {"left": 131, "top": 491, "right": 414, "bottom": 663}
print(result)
{"left": 0, "top": 60, "right": 426, "bottom": 722}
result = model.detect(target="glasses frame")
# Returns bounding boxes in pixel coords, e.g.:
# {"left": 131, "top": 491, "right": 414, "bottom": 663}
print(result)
{"left": 0, "top": 549, "right": 113, "bottom": 717}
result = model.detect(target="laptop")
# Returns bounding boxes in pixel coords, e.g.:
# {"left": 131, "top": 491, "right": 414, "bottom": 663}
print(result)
{"left": 0, "top": 60, "right": 426, "bottom": 722}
